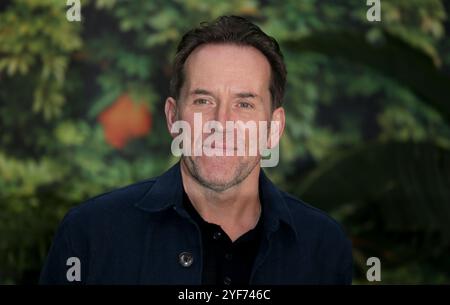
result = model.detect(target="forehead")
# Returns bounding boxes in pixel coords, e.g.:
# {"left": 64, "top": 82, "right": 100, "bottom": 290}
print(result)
{"left": 182, "top": 43, "right": 271, "bottom": 94}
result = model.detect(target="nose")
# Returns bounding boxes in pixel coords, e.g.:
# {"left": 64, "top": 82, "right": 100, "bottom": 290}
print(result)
{"left": 214, "top": 100, "right": 232, "bottom": 127}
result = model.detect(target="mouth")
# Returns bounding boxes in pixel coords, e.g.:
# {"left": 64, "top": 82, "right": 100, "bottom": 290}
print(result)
{"left": 210, "top": 142, "right": 237, "bottom": 150}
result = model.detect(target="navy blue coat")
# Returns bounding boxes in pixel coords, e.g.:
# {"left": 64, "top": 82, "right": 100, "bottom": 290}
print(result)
{"left": 40, "top": 162, "right": 353, "bottom": 284}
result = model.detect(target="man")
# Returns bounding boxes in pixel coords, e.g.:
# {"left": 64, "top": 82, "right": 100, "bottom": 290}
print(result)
{"left": 40, "top": 16, "right": 352, "bottom": 285}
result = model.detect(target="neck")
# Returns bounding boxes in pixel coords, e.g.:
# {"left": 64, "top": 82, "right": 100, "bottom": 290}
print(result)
{"left": 180, "top": 159, "right": 261, "bottom": 241}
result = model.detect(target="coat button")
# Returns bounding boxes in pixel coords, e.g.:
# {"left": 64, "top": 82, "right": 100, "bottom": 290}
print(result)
{"left": 178, "top": 251, "right": 194, "bottom": 267}
{"left": 213, "top": 231, "right": 222, "bottom": 240}
{"left": 223, "top": 276, "right": 232, "bottom": 285}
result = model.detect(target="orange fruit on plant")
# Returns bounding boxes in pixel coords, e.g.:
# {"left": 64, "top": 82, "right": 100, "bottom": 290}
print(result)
{"left": 98, "top": 93, "right": 152, "bottom": 149}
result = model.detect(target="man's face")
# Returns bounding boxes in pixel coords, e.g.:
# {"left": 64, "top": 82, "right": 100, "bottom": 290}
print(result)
{"left": 169, "top": 43, "right": 281, "bottom": 192}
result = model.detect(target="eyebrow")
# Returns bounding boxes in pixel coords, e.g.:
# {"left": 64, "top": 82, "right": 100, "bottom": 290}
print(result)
{"left": 190, "top": 88, "right": 214, "bottom": 96}
{"left": 235, "top": 92, "right": 258, "bottom": 99}
{"left": 190, "top": 88, "right": 259, "bottom": 99}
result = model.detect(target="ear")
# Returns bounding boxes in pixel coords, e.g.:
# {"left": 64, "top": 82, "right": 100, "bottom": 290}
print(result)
{"left": 269, "top": 106, "right": 285, "bottom": 148}
{"left": 164, "top": 97, "right": 179, "bottom": 138}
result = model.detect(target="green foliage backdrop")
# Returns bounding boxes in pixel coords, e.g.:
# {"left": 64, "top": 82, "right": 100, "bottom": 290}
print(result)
{"left": 0, "top": 0, "right": 449, "bottom": 284}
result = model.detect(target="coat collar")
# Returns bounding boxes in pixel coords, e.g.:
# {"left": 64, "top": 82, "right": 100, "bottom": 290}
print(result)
{"left": 135, "top": 161, "right": 298, "bottom": 238}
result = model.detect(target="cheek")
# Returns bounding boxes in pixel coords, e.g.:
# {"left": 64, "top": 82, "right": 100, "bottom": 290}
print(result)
{"left": 177, "top": 106, "right": 197, "bottom": 123}
{"left": 245, "top": 110, "right": 272, "bottom": 127}
{"left": 234, "top": 105, "right": 269, "bottom": 122}
{"left": 180, "top": 105, "right": 212, "bottom": 121}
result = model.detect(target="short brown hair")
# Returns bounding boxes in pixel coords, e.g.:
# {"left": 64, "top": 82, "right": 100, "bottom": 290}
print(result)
{"left": 170, "top": 15, "right": 287, "bottom": 110}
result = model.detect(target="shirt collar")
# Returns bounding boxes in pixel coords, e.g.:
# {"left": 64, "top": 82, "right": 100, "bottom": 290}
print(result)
{"left": 135, "top": 161, "right": 298, "bottom": 239}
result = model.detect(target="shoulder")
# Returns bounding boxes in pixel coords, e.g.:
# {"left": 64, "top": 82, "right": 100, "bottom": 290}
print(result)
{"left": 280, "top": 191, "right": 353, "bottom": 283}
{"left": 61, "top": 178, "right": 157, "bottom": 229}
{"left": 40, "top": 178, "right": 159, "bottom": 284}
{"left": 280, "top": 190, "right": 351, "bottom": 248}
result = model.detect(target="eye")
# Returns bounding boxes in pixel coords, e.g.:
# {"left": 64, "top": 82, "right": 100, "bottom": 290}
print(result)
{"left": 193, "top": 98, "right": 210, "bottom": 105}
{"left": 237, "top": 101, "right": 254, "bottom": 109}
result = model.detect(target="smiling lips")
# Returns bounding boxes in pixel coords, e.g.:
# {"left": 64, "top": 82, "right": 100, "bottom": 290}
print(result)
{"left": 209, "top": 142, "right": 238, "bottom": 151}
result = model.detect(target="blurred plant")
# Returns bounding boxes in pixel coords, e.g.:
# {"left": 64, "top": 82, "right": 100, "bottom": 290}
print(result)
{"left": 0, "top": 0, "right": 82, "bottom": 120}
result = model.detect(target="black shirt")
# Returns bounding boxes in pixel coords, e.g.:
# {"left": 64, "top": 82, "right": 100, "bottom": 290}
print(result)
{"left": 182, "top": 190, "right": 263, "bottom": 285}
{"left": 40, "top": 162, "right": 353, "bottom": 285}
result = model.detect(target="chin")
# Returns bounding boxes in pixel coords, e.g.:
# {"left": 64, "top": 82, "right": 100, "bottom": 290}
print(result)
{"left": 184, "top": 155, "right": 259, "bottom": 192}
{"left": 197, "top": 156, "right": 240, "bottom": 179}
